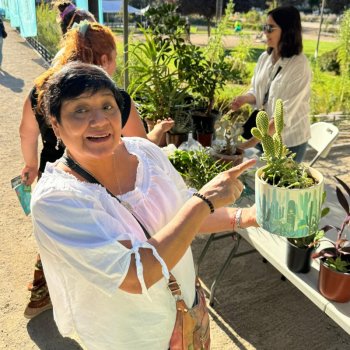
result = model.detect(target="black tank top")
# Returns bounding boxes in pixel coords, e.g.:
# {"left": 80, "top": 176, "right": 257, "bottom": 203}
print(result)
{"left": 30, "top": 87, "right": 131, "bottom": 172}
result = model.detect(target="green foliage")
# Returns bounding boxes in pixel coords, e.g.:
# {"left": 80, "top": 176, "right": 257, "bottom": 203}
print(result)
{"left": 168, "top": 149, "right": 232, "bottom": 190}
{"left": 252, "top": 99, "right": 316, "bottom": 189}
{"left": 128, "top": 4, "right": 192, "bottom": 132}
{"left": 312, "top": 177, "right": 350, "bottom": 273}
{"left": 180, "top": 0, "right": 246, "bottom": 115}
{"left": 318, "top": 48, "right": 340, "bottom": 75}
{"left": 36, "top": 1, "right": 61, "bottom": 56}
{"left": 338, "top": 9, "right": 350, "bottom": 103}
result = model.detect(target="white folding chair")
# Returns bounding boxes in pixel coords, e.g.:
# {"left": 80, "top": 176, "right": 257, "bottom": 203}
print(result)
{"left": 308, "top": 122, "right": 339, "bottom": 167}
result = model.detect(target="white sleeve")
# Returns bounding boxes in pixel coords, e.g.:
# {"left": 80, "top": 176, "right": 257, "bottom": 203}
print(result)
{"left": 31, "top": 189, "right": 169, "bottom": 299}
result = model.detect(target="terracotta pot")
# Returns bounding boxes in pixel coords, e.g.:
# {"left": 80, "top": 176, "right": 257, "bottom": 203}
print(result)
{"left": 286, "top": 240, "right": 313, "bottom": 273}
{"left": 166, "top": 133, "right": 188, "bottom": 148}
{"left": 255, "top": 167, "right": 324, "bottom": 238}
{"left": 211, "top": 148, "right": 244, "bottom": 167}
{"left": 195, "top": 133, "right": 213, "bottom": 147}
{"left": 318, "top": 259, "right": 350, "bottom": 302}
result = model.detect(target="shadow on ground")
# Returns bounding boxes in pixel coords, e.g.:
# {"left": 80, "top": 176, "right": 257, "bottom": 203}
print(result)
{"left": 0, "top": 70, "right": 24, "bottom": 92}
{"left": 27, "top": 310, "right": 83, "bottom": 350}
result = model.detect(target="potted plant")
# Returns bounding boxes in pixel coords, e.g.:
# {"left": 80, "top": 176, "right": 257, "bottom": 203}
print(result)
{"left": 128, "top": 5, "right": 192, "bottom": 145}
{"left": 178, "top": 0, "right": 241, "bottom": 146}
{"left": 210, "top": 110, "right": 245, "bottom": 167}
{"left": 286, "top": 192, "right": 329, "bottom": 274}
{"left": 312, "top": 176, "right": 350, "bottom": 302}
{"left": 253, "top": 99, "right": 324, "bottom": 238}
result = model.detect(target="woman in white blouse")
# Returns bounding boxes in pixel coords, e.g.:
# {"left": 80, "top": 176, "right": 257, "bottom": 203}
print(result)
{"left": 231, "top": 6, "right": 311, "bottom": 162}
{"left": 31, "top": 62, "right": 257, "bottom": 350}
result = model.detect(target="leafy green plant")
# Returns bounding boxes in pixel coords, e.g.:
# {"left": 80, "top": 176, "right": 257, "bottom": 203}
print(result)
{"left": 168, "top": 149, "right": 232, "bottom": 190}
{"left": 252, "top": 99, "right": 316, "bottom": 189}
{"left": 36, "top": 1, "right": 61, "bottom": 56}
{"left": 312, "top": 177, "right": 350, "bottom": 273}
{"left": 180, "top": 0, "right": 241, "bottom": 117}
{"left": 337, "top": 9, "right": 350, "bottom": 104}
{"left": 128, "top": 28, "right": 190, "bottom": 125}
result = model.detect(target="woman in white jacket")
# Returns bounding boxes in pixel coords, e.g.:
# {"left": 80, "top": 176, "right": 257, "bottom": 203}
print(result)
{"left": 231, "top": 6, "right": 311, "bottom": 162}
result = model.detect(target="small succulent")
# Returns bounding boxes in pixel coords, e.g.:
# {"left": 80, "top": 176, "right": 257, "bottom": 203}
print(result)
{"left": 212, "top": 110, "right": 245, "bottom": 155}
{"left": 312, "top": 176, "right": 350, "bottom": 273}
{"left": 251, "top": 99, "right": 315, "bottom": 189}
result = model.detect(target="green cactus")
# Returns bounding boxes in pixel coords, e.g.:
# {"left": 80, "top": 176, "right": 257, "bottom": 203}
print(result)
{"left": 254, "top": 99, "right": 316, "bottom": 189}
{"left": 251, "top": 111, "right": 276, "bottom": 157}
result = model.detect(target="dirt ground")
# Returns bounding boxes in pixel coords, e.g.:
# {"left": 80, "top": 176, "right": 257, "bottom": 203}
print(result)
{"left": 0, "top": 22, "right": 349, "bottom": 350}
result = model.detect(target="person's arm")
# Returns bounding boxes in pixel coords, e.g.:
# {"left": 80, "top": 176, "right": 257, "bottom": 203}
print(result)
{"left": 119, "top": 160, "right": 256, "bottom": 293}
{"left": 231, "top": 93, "right": 256, "bottom": 111}
{"left": 146, "top": 118, "right": 174, "bottom": 145}
{"left": 19, "top": 95, "right": 40, "bottom": 185}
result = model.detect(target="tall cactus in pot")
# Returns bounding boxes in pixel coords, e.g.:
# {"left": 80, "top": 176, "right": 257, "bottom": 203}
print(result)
{"left": 254, "top": 99, "right": 324, "bottom": 238}
{"left": 252, "top": 99, "right": 314, "bottom": 189}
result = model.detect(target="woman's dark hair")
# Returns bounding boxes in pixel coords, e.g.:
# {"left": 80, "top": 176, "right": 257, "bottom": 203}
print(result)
{"left": 267, "top": 6, "right": 303, "bottom": 58}
{"left": 57, "top": 1, "right": 95, "bottom": 34}
{"left": 43, "top": 62, "right": 124, "bottom": 124}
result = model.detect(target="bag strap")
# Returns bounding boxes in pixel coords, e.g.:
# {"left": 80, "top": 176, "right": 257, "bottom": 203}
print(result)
{"left": 61, "top": 154, "right": 182, "bottom": 297}
{"left": 263, "top": 65, "right": 282, "bottom": 106}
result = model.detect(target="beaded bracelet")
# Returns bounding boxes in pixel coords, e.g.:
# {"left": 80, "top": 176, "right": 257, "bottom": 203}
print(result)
{"left": 192, "top": 192, "right": 215, "bottom": 214}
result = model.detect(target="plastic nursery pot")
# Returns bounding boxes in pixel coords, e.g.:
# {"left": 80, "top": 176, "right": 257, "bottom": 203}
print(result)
{"left": 166, "top": 132, "right": 188, "bottom": 148}
{"left": 255, "top": 167, "right": 324, "bottom": 238}
{"left": 286, "top": 240, "right": 314, "bottom": 273}
{"left": 318, "top": 259, "right": 350, "bottom": 303}
{"left": 195, "top": 133, "right": 213, "bottom": 147}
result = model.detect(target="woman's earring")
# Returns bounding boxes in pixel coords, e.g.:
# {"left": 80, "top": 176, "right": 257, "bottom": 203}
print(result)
{"left": 55, "top": 137, "right": 61, "bottom": 151}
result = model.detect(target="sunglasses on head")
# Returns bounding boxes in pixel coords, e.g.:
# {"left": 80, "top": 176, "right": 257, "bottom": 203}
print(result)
{"left": 263, "top": 24, "right": 278, "bottom": 33}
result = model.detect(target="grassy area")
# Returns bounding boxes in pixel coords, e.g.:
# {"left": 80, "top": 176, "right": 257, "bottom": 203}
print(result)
{"left": 303, "top": 39, "right": 338, "bottom": 59}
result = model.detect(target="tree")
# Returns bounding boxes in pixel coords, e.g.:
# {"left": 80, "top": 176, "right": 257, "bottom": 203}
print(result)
{"left": 327, "top": 0, "right": 350, "bottom": 14}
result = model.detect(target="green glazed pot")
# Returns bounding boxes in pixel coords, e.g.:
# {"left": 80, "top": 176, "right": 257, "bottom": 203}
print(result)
{"left": 255, "top": 166, "right": 324, "bottom": 238}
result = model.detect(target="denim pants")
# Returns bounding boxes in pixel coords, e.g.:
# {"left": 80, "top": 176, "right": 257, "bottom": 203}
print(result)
{"left": 256, "top": 141, "right": 308, "bottom": 163}
{"left": 0, "top": 37, "right": 3, "bottom": 66}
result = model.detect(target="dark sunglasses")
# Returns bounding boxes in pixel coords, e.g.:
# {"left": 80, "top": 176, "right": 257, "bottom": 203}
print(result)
{"left": 262, "top": 24, "right": 278, "bottom": 33}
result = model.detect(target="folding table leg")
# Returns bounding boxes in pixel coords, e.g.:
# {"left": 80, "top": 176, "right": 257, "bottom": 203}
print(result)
{"left": 209, "top": 234, "right": 242, "bottom": 306}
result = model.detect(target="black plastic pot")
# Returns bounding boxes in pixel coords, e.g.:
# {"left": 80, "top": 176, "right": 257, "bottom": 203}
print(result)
{"left": 286, "top": 240, "right": 314, "bottom": 273}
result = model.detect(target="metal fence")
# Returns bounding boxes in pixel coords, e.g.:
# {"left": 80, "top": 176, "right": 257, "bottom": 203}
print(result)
{"left": 26, "top": 37, "right": 53, "bottom": 65}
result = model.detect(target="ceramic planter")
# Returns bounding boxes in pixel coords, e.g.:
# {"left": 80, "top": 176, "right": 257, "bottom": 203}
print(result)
{"left": 255, "top": 167, "right": 324, "bottom": 238}
{"left": 286, "top": 240, "right": 314, "bottom": 273}
{"left": 319, "top": 259, "right": 350, "bottom": 302}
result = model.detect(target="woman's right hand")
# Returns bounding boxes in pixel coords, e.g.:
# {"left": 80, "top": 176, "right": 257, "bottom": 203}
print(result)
{"left": 231, "top": 95, "right": 247, "bottom": 111}
{"left": 198, "top": 159, "right": 256, "bottom": 210}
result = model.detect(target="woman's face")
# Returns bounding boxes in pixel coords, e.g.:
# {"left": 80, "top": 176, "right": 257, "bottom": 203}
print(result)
{"left": 264, "top": 15, "right": 281, "bottom": 52}
{"left": 51, "top": 88, "right": 122, "bottom": 161}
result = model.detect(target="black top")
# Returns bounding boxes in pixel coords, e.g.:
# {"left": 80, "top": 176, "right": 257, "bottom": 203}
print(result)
{"left": 30, "top": 87, "right": 131, "bottom": 172}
